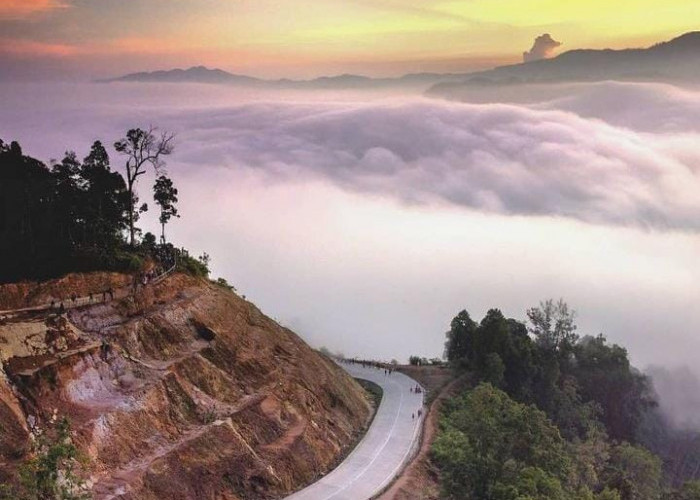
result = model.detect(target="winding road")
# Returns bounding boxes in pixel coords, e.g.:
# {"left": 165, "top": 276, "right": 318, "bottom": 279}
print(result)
{"left": 286, "top": 361, "right": 425, "bottom": 500}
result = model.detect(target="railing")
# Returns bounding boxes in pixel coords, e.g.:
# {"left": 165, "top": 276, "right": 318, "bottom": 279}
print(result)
{"left": 151, "top": 253, "right": 177, "bottom": 285}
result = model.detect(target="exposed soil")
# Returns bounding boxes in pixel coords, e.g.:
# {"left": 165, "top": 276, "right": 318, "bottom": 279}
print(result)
{"left": 0, "top": 272, "right": 371, "bottom": 499}
{"left": 0, "top": 273, "right": 131, "bottom": 311}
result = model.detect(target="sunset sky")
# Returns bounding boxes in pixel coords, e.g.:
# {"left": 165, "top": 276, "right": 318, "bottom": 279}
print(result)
{"left": 1, "top": 0, "right": 697, "bottom": 79}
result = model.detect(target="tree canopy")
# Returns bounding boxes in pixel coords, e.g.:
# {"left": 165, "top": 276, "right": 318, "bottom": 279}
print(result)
{"left": 153, "top": 174, "right": 179, "bottom": 243}
{"left": 0, "top": 140, "right": 131, "bottom": 281}
{"left": 0, "top": 134, "right": 201, "bottom": 283}
{"left": 433, "top": 383, "right": 571, "bottom": 499}
{"left": 436, "top": 301, "right": 692, "bottom": 500}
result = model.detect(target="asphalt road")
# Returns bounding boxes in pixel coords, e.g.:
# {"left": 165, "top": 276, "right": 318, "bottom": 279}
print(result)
{"left": 285, "top": 361, "right": 424, "bottom": 500}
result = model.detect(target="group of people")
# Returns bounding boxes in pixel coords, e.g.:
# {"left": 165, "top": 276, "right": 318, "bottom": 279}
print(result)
{"left": 48, "top": 287, "right": 116, "bottom": 316}
{"left": 132, "top": 270, "right": 155, "bottom": 293}
{"left": 46, "top": 259, "right": 176, "bottom": 316}
{"left": 340, "top": 357, "right": 426, "bottom": 422}
{"left": 49, "top": 299, "right": 68, "bottom": 315}
{"left": 343, "top": 357, "right": 398, "bottom": 375}
{"left": 409, "top": 384, "right": 422, "bottom": 394}
{"left": 131, "top": 262, "right": 175, "bottom": 293}
{"left": 411, "top": 384, "right": 424, "bottom": 420}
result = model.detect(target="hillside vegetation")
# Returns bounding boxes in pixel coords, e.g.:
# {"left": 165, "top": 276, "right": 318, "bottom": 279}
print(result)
{"left": 0, "top": 134, "right": 205, "bottom": 284}
{"left": 433, "top": 301, "right": 700, "bottom": 500}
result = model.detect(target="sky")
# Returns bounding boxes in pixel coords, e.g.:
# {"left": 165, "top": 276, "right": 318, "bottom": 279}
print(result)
{"left": 0, "top": 0, "right": 698, "bottom": 79}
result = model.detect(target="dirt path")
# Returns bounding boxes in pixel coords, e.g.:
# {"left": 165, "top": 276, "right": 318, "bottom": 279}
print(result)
{"left": 0, "top": 263, "right": 175, "bottom": 317}
{"left": 375, "top": 375, "right": 466, "bottom": 500}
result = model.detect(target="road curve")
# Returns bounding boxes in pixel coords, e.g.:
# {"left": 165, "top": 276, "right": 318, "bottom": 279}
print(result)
{"left": 285, "top": 361, "right": 424, "bottom": 500}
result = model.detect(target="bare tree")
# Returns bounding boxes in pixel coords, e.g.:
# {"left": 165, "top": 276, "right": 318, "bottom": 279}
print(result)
{"left": 114, "top": 127, "right": 175, "bottom": 246}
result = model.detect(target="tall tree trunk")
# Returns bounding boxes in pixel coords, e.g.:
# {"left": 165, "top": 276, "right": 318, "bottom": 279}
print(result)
{"left": 127, "top": 179, "right": 135, "bottom": 247}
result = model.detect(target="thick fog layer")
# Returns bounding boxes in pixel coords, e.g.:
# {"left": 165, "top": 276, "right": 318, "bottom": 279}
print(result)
{"left": 647, "top": 366, "right": 700, "bottom": 430}
{"left": 1, "top": 82, "right": 699, "bottom": 392}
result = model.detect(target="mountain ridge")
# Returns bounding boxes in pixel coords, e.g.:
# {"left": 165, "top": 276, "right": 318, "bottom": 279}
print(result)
{"left": 428, "top": 31, "right": 700, "bottom": 94}
{"left": 99, "top": 65, "right": 466, "bottom": 89}
{"left": 101, "top": 31, "right": 700, "bottom": 91}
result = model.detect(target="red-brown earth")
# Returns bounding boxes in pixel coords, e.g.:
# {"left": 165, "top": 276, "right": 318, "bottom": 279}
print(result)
{"left": 0, "top": 273, "right": 371, "bottom": 499}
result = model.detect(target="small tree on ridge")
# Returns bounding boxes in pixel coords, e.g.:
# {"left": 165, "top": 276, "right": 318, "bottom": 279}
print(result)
{"left": 153, "top": 174, "right": 179, "bottom": 243}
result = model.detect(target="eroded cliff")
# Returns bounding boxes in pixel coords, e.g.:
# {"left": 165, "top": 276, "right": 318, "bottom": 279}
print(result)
{"left": 0, "top": 273, "right": 370, "bottom": 499}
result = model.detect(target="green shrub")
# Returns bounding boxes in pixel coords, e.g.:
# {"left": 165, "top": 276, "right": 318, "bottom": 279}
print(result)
{"left": 8, "top": 417, "right": 89, "bottom": 500}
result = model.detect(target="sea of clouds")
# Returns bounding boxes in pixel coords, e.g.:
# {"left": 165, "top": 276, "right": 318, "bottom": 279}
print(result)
{"left": 2, "top": 81, "right": 700, "bottom": 426}
{"left": 4, "top": 80, "right": 700, "bottom": 233}
{"left": 168, "top": 91, "right": 700, "bottom": 232}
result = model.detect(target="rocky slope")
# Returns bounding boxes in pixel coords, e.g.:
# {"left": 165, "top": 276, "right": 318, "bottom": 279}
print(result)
{"left": 0, "top": 273, "right": 371, "bottom": 499}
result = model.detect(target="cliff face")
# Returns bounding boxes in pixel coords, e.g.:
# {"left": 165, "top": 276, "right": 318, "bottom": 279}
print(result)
{"left": 0, "top": 273, "right": 370, "bottom": 499}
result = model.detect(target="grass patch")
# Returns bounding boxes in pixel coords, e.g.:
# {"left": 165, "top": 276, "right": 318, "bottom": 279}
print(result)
{"left": 355, "top": 378, "right": 383, "bottom": 410}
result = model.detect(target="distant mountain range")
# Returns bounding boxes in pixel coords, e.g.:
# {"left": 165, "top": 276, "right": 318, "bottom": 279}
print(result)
{"left": 429, "top": 32, "right": 700, "bottom": 94}
{"left": 99, "top": 65, "right": 466, "bottom": 89}
{"left": 104, "top": 66, "right": 262, "bottom": 85}
{"left": 102, "top": 32, "right": 700, "bottom": 91}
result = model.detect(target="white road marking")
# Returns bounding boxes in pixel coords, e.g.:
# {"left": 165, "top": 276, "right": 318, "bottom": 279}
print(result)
{"left": 374, "top": 388, "right": 424, "bottom": 493}
{"left": 323, "top": 379, "right": 404, "bottom": 500}
{"left": 285, "top": 364, "right": 424, "bottom": 500}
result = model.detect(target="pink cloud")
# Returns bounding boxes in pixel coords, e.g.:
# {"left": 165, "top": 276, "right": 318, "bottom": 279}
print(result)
{"left": 0, "top": 38, "right": 83, "bottom": 57}
{"left": 0, "top": 0, "right": 69, "bottom": 19}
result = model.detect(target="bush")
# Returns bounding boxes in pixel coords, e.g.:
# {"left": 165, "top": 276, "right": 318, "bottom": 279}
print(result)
{"left": 112, "top": 249, "right": 145, "bottom": 273}
{"left": 214, "top": 277, "right": 235, "bottom": 291}
{"left": 5, "top": 417, "right": 89, "bottom": 500}
{"left": 178, "top": 255, "right": 208, "bottom": 277}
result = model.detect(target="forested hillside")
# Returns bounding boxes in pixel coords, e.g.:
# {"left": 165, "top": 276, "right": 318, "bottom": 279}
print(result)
{"left": 0, "top": 134, "right": 206, "bottom": 284}
{"left": 433, "top": 301, "right": 700, "bottom": 499}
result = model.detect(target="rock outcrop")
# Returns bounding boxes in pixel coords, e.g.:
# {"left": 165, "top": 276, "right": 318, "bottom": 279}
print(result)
{"left": 0, "top": 273, "right": 370, "bottom": 499}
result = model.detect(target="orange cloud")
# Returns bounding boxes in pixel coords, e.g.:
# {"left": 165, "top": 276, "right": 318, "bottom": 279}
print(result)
{"left": 0, "top": 35, "right": 220, "bottom": 61}
{"left": 0, "top": 38, "right": 83, "bottom": 57}
{"left": 0, "top": 0, "right": 69, "bottom": 19}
